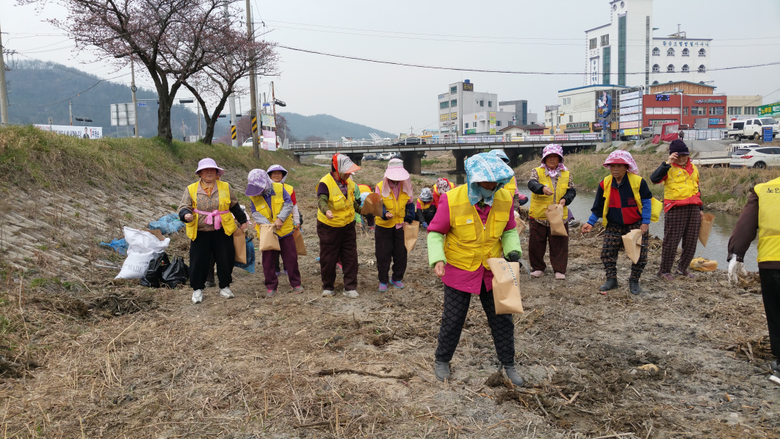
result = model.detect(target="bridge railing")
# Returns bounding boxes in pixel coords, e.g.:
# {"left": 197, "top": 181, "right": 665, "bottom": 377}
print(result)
{"left": 288, "top": 133, "right": 602, "bottom": 150}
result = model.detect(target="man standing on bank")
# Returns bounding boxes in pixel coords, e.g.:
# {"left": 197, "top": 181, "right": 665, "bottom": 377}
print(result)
{"left": 426, "top": 152, "right": 524, "bottom": 386}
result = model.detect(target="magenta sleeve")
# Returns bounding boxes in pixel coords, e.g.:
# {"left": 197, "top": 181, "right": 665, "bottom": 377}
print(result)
{"left": 426, "top": 193, "right": 451, "bottom": 234}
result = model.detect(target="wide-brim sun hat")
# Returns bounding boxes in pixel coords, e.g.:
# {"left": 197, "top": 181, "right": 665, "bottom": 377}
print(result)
{"left": 245, "top": 169, "right": 273, "bottom": 196}
{"left": 333, "top": 154, "right": 361, "bottom": 175}
{"left": 384, "top": 158, "right": 410, "bottom": 181}
{"left": 195, "top": 157, "right": 225, "bottom": 176}
{"left": 541, "top": 144, "right": 564, "bottom": 164}
{"left": 603, "top": 150, "right": 639, "bottom": 174}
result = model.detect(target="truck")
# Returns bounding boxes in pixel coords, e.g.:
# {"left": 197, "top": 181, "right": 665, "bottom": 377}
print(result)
{"left": 728, "top": 118, "right": 778, "bottom": 140}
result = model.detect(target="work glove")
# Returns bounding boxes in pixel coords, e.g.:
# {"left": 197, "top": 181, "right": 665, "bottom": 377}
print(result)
{"left": 506, "top": 251, "right": 521, "bottom": 263}
{"left": 421, "top": 222, "right": 428, "bottom": 229}
{"left": 727, "top": 255, "right": 748, "bottom": 285}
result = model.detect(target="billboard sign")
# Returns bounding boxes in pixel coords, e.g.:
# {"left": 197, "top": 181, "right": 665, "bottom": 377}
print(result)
{"left": 597, "top": 91, "right": 612, "bottom": 118}
{"left": 110, "top": 103, "right": 136, "bottom": 126}
{"left": 35, "top": 124, "right": 103, "bottom": 139}
{"left": 758, "top": 102, "right": 780, "bottom": 117}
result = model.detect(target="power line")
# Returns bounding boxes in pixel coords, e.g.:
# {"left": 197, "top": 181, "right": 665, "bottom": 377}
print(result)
{"left": 278, "top": 45, "right": 780, "bottom": 76}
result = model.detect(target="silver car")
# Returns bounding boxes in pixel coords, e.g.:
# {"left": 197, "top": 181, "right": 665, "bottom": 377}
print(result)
{"left": 729, "top": 147, "right": 780, "bottom": 169}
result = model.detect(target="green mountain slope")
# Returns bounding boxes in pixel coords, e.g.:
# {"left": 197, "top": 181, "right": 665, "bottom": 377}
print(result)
{"left": 280, "top": 113, "right": 395, "bottom": 140}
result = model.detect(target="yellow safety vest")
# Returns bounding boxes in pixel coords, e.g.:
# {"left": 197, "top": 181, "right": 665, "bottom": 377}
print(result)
{"left": 185, "top": 180, "right": 237, "bottom": 241}
{"left": 504, "top": 176, "right": 518, "bottom": 195}
{"left": 316, "top": 173, "right": 356, "bottom": 228}
{"left": 663, "top": 163, "right": 700, "bottom": 201}
{"left": 418, "top": 199, "right": 432, "bottom": 210}
{"left": 249, "top": 183, "right": 294, "bottom": 237}
{"left": 601, "top": 173, "right": 662, "bottom": 226}
{"left": 358, "top": 184, "right": 372, "bottom": 195}
{"left": 375, "top": 181, "right": 411, "bottom": 228}
{"left": 756, "top": 177, "right": 780, "bottom": 263}
{"left": 444, "top": 185, "right": 512, "bottom": 271}
{"left": 529, "top": 168, "right": 569, "bottom": 220}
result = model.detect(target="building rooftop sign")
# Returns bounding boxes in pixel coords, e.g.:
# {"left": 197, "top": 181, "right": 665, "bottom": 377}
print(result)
{"left": 758, "top": 102, "right": 780, "bottom": 118}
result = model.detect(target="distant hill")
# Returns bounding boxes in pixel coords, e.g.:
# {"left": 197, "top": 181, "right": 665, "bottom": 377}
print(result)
{"left": 4, "top": 59, "right": 216, "bottom": 139}
{"left": 280, "top": 113, "right": 394, "bottom": 140}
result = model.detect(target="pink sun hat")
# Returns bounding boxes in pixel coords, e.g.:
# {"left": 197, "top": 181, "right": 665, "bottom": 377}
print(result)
{"left": 194, "top": 158, "right": 225, "bottom": 176}
{"left": 384, "top": 158, "right": 410, "bottom": 181}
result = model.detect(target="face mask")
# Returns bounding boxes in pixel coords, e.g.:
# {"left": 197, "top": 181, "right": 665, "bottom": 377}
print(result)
{"left": 479, "top": 186, "right": 496, "bottom": 200}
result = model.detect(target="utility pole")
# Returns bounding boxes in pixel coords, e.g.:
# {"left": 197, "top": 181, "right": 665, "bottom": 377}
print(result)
{"left": 246, "top": 0, "right": 259, "bottom": 158}
{"left": 130, "top": 56, "right": 139, "bottom": 138}
{"left": 224, "top": 2, "right": 238, "bottom": 147}
{"left": 0, "top": 22, "right": 9, "bottom": 126}
{"left": 271, "top": 81, "right": 278, "bottom": 149}
{"left": 69, "top": 101, "right": 73, "bottom": 125}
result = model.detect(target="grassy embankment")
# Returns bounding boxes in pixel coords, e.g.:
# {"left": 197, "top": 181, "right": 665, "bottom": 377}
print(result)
{"left": 516, "top": 145, "right": 780, "bottom": 213}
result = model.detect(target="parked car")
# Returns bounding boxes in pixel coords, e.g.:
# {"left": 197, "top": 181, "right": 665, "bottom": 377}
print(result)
{"left": 241, "top": 137, "right": 253, "bottom": 147}
{"left": 641, "top": 127, "right": 654, "bottom": 139}
{"left": 378, "top": 152, "right": 396, "bottom": 160}
{"left": 363, "top": 153, "right": 379, "bottom": 161}
{"left": 729, "top": 147, "right": 780, "bottom": 169}
{"left": 392, "top": 137, "right": 426, "bottom": 146}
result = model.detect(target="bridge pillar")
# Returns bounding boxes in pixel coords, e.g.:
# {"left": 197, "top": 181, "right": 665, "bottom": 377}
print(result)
{"left": 401, "top": 151, "right": 425, "bottom": 175}
{"left": 294, "top": 154, "right": 302, "bottom": 164}
{"left": 451, "top": 149, "right": 479, "bottom": 183}
{"left": 346, "top": 153, "right": 363, "bottom": 167}
{"left": 504, "top": 149, "right": 521, "bottom": 168}
{"left": 519, "top": 149, "right": 539, "bottom": 165}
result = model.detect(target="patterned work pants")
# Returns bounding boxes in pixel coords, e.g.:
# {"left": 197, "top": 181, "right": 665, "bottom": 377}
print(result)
{"left": 659, "top": 204, "right": 701, "bottom": 275}
{"left": 601, "top": 222, "right": 649, "bottom": 280}
{"left": 435, "top": 284, "right": 515, "bottom": 366}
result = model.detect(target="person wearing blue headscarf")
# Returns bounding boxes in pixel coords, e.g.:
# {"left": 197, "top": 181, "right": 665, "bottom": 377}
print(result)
{"left": 491, "top": 149, "right": 528, "bottom": 210}
{"left": 425, "top": 152, "right": 524, "bottom": 387}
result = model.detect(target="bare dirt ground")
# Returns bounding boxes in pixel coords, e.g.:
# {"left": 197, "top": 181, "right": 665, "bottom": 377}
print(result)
{"left": 0, "top": 157, "right": 778, "bottom": 438}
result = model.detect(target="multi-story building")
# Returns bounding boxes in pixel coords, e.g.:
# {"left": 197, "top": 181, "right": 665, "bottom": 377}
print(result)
{"left": 462, "top": 111, "right": 514, "bottom": 134}
{"left": 498, "top": 100, "right": 528, "bottom": 126}
{"left": 437, "top": 80, "right": 498, "bottom": 139}
{"left": 552, "top": 84, "right": 630, "bottom": 134}
{"left": 726, "top": 95, "right": 764, "bottom": 119}
{"left": 585, "top": 0, "right": 711, "bottom": 89}
{"left": 642, "top": 81, "right": 727, "bottom": 130}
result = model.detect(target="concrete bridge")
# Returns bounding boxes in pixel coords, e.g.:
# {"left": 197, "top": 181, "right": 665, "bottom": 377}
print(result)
{"left": 289, "top": 134, "right": 600, "bottom": 175}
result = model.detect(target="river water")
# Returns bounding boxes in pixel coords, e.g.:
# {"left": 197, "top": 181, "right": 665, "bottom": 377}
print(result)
{"left": 516, "top": 189, "right": 758, "bottom": 272}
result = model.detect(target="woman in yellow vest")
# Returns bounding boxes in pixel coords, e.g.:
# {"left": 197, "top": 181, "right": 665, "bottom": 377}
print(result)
{"left": 426, "top": 152, "right": 524, "bottom": 386}
{"left": 415, "top": 188, "right": 436, "bottom": 228}
{"left": 316, "top": 154, "right": 362, "bottom": 298}
{"left": 650, "top": 139, "right": 703, "bottom": 280}
{"left": 432, "top": 178, "right": 455, "bottom": 208}
{"left": 527, "top": 144, "right": 576, "bottom": 280}
{"left": 246, "top": 169, "right": 302, "bottom": 298}
{"left": 267, "top": 164, "right": 300, "bottom": 277}
{"left": 178, "top": 158, "right": 249, "bottom": 304}
{"left": 728, "top": 176, "right": 780, "bottom": 378}
{"left": 357, "top": 183, "right": 376, "bottom": 231}
{"left": 581, "top": 151, "right": 656, "bottom": 295}
{"left": 375, "top": 159, "right": 416, "bottom": 292}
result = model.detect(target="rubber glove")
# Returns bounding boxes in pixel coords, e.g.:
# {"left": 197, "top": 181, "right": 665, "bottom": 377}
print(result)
{"left": 506, "top": 251, "right": 521, "bottom": 263}
{"left": 421, "top": 222, "right": 428, "bottom": 229}
{"left": 727, "top": 255, "right": 747, "bottom": 285}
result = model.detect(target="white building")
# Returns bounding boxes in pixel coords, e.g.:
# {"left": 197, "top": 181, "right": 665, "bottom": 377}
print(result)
{"left": 438, "top": 80, "right": 498, "bottom": 139}
{"left": 726, "top": 95, "right": 763, "bottom": 119}
{"left": 550, "top": 84, "right": 630, "bottom": 133}
{"left": 585, "top": 0, "right": 711, "bottom": 89}
{"left": 462, "top": 111, "right": 514, "bottom": 135}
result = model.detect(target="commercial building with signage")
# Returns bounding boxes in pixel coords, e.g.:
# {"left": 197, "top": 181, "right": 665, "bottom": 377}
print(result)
{"left": 462, "top": 111, "right": 514, "bottom": 135}
{"left": 553, "top": 84, "right": 630, "bottom": 133}
{"left": 585, "top": 0, "right": 711, "bottom": 89}
{"left": 500, "top": 124, "right": 546, "bottom": 140}
{"left": 437, "top": 80, "right": 497, "bottom": 139}
{"left": 498, "top": 100, "right": 528, "bottom": 126}
{"left": 642, "top": 93, "right": 727, "bottom": 129}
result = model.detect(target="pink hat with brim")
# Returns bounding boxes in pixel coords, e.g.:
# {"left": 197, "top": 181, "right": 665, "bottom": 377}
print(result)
{"left": 195, "top": 158, "right": 225, "bottom": 176}
{"left": 384, "top": 159, "right": 410, "bottom": 181}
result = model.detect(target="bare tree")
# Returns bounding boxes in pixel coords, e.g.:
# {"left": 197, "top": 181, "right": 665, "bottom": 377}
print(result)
{"left": 21, "top": 0, "right": 241, "bottom": 144}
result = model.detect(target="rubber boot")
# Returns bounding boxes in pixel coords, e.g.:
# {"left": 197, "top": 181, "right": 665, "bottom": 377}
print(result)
{"left": 504, "top": 365, "right": 524, "bottom": 387}
{"left": 434, "top": 361, "right": 450, "bottom": 382}
{"left": 629, "top": 279, "right": 643, "bottom": 295}
{"left": 599, "top": 278, "right": 618, "bottom": 291}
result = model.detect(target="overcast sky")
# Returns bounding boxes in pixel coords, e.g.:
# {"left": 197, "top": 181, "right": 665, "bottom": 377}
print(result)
{"left": 3, "top": 0, "right": 780, "bottom": 136}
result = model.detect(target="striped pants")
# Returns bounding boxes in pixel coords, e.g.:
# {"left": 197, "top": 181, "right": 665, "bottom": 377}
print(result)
{"left": 601, "top": 222, "right": 649, "bottom": 280}
{"left": 659, "top": 204, "right": 702, "bottom": 275}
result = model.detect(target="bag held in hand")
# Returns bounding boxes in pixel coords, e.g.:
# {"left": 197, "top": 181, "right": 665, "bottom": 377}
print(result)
{"left": 233, "top": 228, "right": 247, "bottom": 264}
{"left": 622, "top": 228, "right": 644, "bottom": 264}
{"left": 699, "top": 213, "right": 715, "bottom": 247}
{"left": 257, "top": 224, "right": 281, "bottom": 251}
{"left": 360, "top": 193, "right": 383, "bottom": 216}
{"left": 486, "top": 258, "right": 524, "bottom": 314}
{"left": 293, "top": 228, "right": 307, "bottom": 256}
{"left": 514, "top": 211, "right": 527, "bottom": 235}
{"left": 546, "top": 204, "right": 567, "bottom": 236}
{"left": 404, "top": 221, "right": 420, "bottom": 253}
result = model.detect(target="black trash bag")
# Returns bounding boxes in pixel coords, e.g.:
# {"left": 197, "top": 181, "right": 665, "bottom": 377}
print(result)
{"left": 161, "top": 256, "right": 189, "bottom": 288}
{"left": 140, "top": 253, "right": 170, "bottom": 288}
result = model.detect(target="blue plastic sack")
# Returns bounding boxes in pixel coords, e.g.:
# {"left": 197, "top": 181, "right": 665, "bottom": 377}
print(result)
{"left": 148, "top": 213, "right": 185, "bottom": 235}
{"left": 100, "top": 238, "right": 128, "bottom": 256}
{"left": 234, "top": 238, "right": 256, "bottom": 273}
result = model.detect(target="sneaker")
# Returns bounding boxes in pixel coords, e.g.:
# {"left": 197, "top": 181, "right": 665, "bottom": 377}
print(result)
{"left": 504, "top": 365, "right": 524, "bottom": 387}
{"left": 343, "top": 290, "right": 359, "bottom": 298}
{"left": 220, "top": 287, "right": 234, "bottom": 299}
{"left": 434, "top": 361, "right": 451, "bottom": 382}
{"left": 378, "top": 283, "right": 388, "bottom": 292}
{"left": 191, "top": 289, "right": 203, "bottom": 304}
{"left": 275, "top": 270, "right": 288, "bottom": 277}
{"left": 554, "top": 272, "right": 566, "bottom": 280}
{"left": 204, "top": 280, "right": 216, "bottom": 288}
{"left": 292, "top": 286, "right": 304, "bottom": 294}
{"left": 266, "top": 289, "right": 277, "bottom": 298}
{"left": 676, "top": 270, "right": 695, "bottom": 279}
{"left": 530, "top": 270, "right": 543, "bottom": 278}
{"left": 390, "top": 280, "right": 405, "bottom": 289}
{"left": 658, "top": 272, "right": 674, "bottom": 281}
{"left": 369, "top": 226, "right": 376, "bottom": 232}
{"left": 321, "top": 289, "right": 334, "bottom": 297}
{"left": 336, "top": 263, "right": 343, "bottom": 272}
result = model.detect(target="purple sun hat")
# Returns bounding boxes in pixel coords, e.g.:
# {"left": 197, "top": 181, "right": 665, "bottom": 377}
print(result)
{"left": 195, "top": 158, "right": 224, "bottom": 176}
{"left": 266, "top": 164, "right": 289, "bottom": 183}
{"left": 245, "top": 169, "right": 273, "bottom": 196}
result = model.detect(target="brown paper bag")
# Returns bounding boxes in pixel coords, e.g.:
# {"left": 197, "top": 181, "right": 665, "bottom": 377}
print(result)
{"left": 257, "top": 224, "right": 281, "bottom": 252}
{"left": 360, "top": 193, "right": 383, "bottom": 216}
{"left": 699, "top": 213, "right": 715, "bottom": 247}
{"left": 546, "top": 204, "right": 567, "bottom": 236}
{"left": 404, "top": 221, "right": 420, "bottom": 253}
{"left": 293, "top": 228, "right": 307, "bottom": 256}
{"left": 233, "top": 228, "right": 247, "bottom": 264}
{"left": 486, "top": 258, "right": 524, "bottom": 315}
{"left": 514, "top": 212, "right": 527, "bottom": 235}
{"left": 621, "top": 229, "right": 644, "bottom": 264}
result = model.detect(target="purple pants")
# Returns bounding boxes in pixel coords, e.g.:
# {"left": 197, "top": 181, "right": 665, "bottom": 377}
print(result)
{"left": 261, "top": 234, "right": 301, "bottom": 290}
